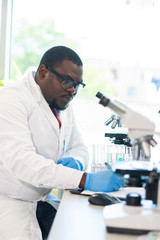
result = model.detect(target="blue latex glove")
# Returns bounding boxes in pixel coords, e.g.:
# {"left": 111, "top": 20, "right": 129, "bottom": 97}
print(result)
{"left": 57, "top": 157, "right": 83, "bottom": 170}
{"left": 84, "top": 169, "right": 124, "bottom": 192}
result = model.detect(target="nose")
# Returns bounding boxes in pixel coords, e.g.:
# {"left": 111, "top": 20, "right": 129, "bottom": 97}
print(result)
{"left": 66, "top": 86, "right": 77, "bottom": 94}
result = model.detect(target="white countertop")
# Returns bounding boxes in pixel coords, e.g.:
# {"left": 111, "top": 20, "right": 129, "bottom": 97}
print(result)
{"left": 47, "top": 190, "right": 138, "bottom": 240}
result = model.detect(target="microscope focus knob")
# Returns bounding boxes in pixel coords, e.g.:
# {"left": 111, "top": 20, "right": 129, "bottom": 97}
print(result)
{"left": 126, "top": 193, "right": 141, "bottom": 206}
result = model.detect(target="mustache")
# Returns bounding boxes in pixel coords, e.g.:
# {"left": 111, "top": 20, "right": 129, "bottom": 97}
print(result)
{"left": 49, "top": 93, "right": 75, "bottom": 110}
{"left": 62, "top": 92, "right": 75, "bottom": 98}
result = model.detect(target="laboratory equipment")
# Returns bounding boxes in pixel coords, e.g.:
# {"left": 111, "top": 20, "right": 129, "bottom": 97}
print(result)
{"left": 104, "top": 133, "right": 132, "bottom": 169}
{"left": 105, "top": 133, "right": 131, "bottom": 146}
{"left": 91, "top": 144, "right": 108, "bottom": 172}
{"left": 96, "top": 92, "right": 157, "bottom": 160}
{"left": 104, "top": 102, "right": 132, "bottom": 164}
{"left": 105, "top": 114, "right": 122, "bottom": 129}
{"left": 96, "top": 92, "right": 160, "bottom": 235}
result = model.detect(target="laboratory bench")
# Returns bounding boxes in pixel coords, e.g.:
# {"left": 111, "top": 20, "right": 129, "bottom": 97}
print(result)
{"left": 47, "top": 190, "right": 138, "bottom": 240}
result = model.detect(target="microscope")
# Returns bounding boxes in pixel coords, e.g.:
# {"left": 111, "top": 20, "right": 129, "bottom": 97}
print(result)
{"left": 96, "top": 92, "right": 160, "bottom": 235}
{"left": 104, "top": 113, "right": 130, "bottom": 145}
{"left": 104, "top": 111, "right": 132, "bottom": 169}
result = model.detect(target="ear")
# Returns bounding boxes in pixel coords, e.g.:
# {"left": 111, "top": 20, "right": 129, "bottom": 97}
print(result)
{"left": 38, "top": 64, "right": 48, "bottom": 78}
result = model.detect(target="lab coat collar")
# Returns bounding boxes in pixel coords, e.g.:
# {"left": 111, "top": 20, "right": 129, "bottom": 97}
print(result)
{"left": 25, "top": 71, "right": 61, "bottom": 133}
{"left": 25, "top": 71, "right": 43, "bottom": 103}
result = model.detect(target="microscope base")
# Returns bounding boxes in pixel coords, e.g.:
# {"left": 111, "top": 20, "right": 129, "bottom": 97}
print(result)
{"left": 103, "top": 201, "right": 160, "bottom": 235}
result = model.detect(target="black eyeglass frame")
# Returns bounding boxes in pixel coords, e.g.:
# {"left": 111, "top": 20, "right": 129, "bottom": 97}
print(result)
{"left": 45, "top": 65, "right": 86, "bottom": 91}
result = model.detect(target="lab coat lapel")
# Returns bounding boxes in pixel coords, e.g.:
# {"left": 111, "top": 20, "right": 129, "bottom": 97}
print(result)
{"left": 41, "top": 105, "right": 65, "bottom": 159}
{"left": 40, "top": 99, "right": 60, "bottom": 134}
{"left": 26, "top": 71, "right": 60, "bottom": 136}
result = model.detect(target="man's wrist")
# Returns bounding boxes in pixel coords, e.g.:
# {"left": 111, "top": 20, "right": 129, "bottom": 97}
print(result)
{"left": 79, "top": 172, "right": 87, "bottom": 189}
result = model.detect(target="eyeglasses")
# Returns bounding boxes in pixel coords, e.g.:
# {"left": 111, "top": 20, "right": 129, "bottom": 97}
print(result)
{"left": 46, "top": 65, "right": 86, "bottom": 91}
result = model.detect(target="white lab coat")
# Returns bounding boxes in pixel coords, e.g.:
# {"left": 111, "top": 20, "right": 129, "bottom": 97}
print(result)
{"left": 0, "top": 71, "right": 88, "bottom": 239}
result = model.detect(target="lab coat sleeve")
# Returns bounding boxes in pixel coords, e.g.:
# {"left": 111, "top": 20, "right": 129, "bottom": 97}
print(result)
{"left": 0, "top": 92, "right": 83, "bottom": 189}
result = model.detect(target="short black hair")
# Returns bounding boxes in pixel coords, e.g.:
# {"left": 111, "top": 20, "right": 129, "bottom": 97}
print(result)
{"left": 38, "top": 46, "right": 83, "bottom": 69}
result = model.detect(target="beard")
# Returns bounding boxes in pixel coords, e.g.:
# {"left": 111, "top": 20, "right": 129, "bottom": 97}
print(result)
{"left": 49, "top": 99, "right": 68, "bottom": 111}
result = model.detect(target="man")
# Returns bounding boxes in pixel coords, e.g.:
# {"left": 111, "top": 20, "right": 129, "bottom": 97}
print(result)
{"left": 0, "top": 46, "right": 124, "bottom": 240}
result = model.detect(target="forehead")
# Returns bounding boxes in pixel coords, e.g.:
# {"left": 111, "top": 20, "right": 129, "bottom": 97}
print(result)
{"left": 54, "top": 59, "right": 83, "bottom": 81}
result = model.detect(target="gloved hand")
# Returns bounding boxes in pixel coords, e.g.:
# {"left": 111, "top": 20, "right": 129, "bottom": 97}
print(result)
{"left": 84, "top": 169, "right": 124, "bottom": 192}
{"left": 57, "top": 157, "right": 83, "bottom": 170}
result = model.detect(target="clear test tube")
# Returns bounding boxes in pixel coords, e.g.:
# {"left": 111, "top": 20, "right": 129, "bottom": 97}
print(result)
{"left": 100, "top": 144, "right": 105, "bottom": 165}
{"left": 111, "top": 143, "right": 117, "bottom": 166}
{"left": 95, "top": 144, "right": 100, "bottom": 171}
{"left": 129, "top": 146, "right": 133, "bottom": 161}
{"left": 91, "top": 144, "right": 96, "bottom": 172}
{"left": 125, "top": 146, "right": 132, "bottom": 161}
{"left": 124, "top": 145, "right": 128, "bottom": 161}
{"left": 115, "top": 145, "right": 121, "bottom": 162}
{"left": 119, "top": 145, "right": 125, "bottom": 162}
{"left": 106, "top": 144, "right": 113, "bottom": 167}
{"left": 115, "top": 144, "right": 126, "bottom": 162}
{"left": 98, "top": 144, "right": 102, "bottom": 165}
{"left": 91, "top": 144, "right": 106, "bottom": 172}
{"left": 96, "top": 144, "right": 101, "bottom": 166}
{"left": 98, "top": 144, "right": 107, "bottom": 170}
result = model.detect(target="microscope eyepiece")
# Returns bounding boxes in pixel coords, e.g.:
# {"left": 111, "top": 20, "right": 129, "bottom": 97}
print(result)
{"left": 96, "top": 92, "right": 110, "bottom": 107}
{"left": 96, "top": 92, "right": 103, "bottom": 99}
